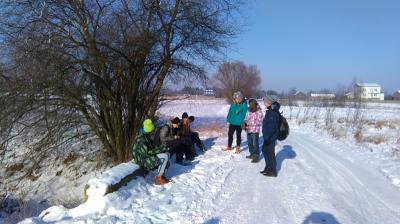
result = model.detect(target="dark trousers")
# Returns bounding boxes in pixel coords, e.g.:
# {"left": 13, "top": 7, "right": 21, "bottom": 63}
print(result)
{"left": 168, "top": 140, "right": 185, "bottom": 163}
{"left": 228, "top": 124, "right": 242, "bottom": 147}
{"left": 181, "top": 135, "right": 196, "bottom": 159}
{"left": 191, "top": 132, "right": 204, "bottom": 149}
{"left": 262, "top": 141, "right": 276, "bottom": 173}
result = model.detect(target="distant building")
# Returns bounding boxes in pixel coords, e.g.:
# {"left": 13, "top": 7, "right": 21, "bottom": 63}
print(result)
{"left": 310, "top": 93, "right": 335, "bottom": 100}
{"left": 354, "top": 83, "right": 384, "bottom": 100}
{"left": 393, "top": 90, "right": 400, "bottom": 100}
{"left": 204, "top": 89, "right": 215, "bottom": 96}
{"left": 293, "top": 91, "right": 307, "bottom": 100}
{"left": 345, "top": 92, "right": 354, "bottom": 99}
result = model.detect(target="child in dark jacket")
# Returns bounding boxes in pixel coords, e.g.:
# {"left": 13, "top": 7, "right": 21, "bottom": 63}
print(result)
{"left": 261, "top": 95, "right": 281, "bottom": 177}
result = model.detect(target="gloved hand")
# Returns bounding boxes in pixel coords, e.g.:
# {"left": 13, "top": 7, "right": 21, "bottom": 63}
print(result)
{"left": 264, "top": 140, "right": 271, "bottom": 146}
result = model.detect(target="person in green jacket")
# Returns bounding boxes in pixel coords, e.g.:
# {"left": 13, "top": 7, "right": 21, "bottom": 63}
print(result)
{"left": 132, "top": 119, "right": 170, "bottom": 185}
{"left": 224, "top": 91, "right": 248, "bottom": 153}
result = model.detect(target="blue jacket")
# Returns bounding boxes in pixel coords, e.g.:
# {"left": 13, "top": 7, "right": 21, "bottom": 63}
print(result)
{"left": 227, "top": 100, "right": 248, "bottom": 126}
{"left": 262, "top": 102, "right": 281, "bottom": 143}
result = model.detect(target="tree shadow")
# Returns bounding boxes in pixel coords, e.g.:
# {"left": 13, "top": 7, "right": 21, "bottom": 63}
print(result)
{"left": 303, "top": 211, "right": 341, "bottom": 224}
{"left": 276, "top": 145, "right": 296, "bottom": 174}
{"left": 203, "top": 217, "right": 220, "bottom": 224}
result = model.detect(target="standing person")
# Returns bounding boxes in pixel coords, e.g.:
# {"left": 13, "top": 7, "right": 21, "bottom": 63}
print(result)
{"left": 131, "top": 119, "right": 170, "bottom": 185}
{"left": 260, "top": 95, "right": 281, "bottom": 177}
{"left": 243, "top": 99, "right": 264, "bottom": 163}
{"left": 224, "top": 91, "right": 248, "bottom": 153}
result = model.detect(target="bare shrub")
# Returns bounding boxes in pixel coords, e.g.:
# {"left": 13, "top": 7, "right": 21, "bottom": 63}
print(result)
{"left": 375, "top": 121, "right": 386, "bottom": 130}
{"left": 213, "top": 61, "right": 262, "bottom": 101}
{"left": 354, "top": 127, "right": 363, "bottom": 143}
{"left": 337, "top": 118, "right": 345, "bottom": 124}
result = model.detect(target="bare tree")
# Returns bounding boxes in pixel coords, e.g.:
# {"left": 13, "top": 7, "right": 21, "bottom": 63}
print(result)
{"left": 213, "top": 61, "right": 261, "bottom": 101}
{"left": 0, "top": 0, "right": 240, "bottom": 163}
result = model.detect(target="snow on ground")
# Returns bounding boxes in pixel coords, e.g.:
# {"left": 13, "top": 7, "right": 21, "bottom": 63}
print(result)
{"left": 19, "top": 98, "right": 400, "bottom": 224}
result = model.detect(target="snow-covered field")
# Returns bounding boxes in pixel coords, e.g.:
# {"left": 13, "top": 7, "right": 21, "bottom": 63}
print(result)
{"left": 3, "top": 98, "right": 400, "bottom": 223}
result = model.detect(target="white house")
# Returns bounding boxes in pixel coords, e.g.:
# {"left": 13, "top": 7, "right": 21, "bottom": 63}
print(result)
{"left": 354, "top": 83, "right": 384, "bottom": 100}
{"left": 204, "top": 89, "right": 215, "bottom": 96}
{"left": 310, "top": 93, "right": 335, "bottom": 99}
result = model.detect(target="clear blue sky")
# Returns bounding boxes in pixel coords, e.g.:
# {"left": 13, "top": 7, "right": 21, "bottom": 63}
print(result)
{"left": 226, "top": 0, "right": 400, "bottom": 94}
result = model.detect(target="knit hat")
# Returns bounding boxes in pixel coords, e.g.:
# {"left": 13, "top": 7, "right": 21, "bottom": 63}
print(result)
{"left": 263, "top": 94, "right": 279, "bottom": 103}
{"left": 233, "top": 91, "right": 243, "bottom": 102}
{"left": 182, "top": 112, "right": 189, "bottom": 119}
{"left": 171, "top": 117, "right": 181, "bottom": 124}
{"left": 143, "top": 119, "right": 154, "bottom": 133}
{"left": 189, "top": 116, "right": 195, "bottom": 122}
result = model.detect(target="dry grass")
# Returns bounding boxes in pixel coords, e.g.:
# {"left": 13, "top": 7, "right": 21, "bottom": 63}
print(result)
{"left": 375, "top": 121, "right": 386, "bottom": 130}
{"left": 362, "top": 135, "right": 388, "bottom": 144}
{"left": 330, "top": 127, "right": 347, "bottom": 139}
{"left": 62, "top": 153, "right": 77, "bottom": 165}
{"left": 354, "top": 129, "right": 363, "bottom": 143}
{"left": 5, "top": 163, "right": 24, "bottom": 173}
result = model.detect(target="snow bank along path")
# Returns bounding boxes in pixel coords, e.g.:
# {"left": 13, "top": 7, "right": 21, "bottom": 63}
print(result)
{"left": 22, "top": 129, "right": 400, "bottom": 224}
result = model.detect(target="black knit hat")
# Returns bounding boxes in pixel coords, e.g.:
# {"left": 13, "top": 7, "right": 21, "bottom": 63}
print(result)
{"left": 189, "top": 116, "right": 195, "bottom": 122}
{"left": 171, "top": 117, "right": 181, "bottom": 124}
{"left": 182, "top": 112, "right": 189, "bottom": 119}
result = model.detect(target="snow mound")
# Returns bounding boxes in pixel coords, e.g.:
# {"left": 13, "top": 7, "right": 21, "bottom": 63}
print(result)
{"left": 85, "top": 162, "right": 140, "bottom": 201}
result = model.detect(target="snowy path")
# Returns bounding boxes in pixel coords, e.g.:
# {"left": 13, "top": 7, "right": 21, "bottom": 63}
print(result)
{"left": 209, "top": 131, "right": 400, "bottom": 224}
{"left": 23, "top": 129, "right": 400, "bottom": 224}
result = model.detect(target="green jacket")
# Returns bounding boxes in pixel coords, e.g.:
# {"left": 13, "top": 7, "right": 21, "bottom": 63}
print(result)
{"left": 227, "top": 101, "right": 248, "bottom": 126}
{"left": 131, "top": 130, "right": 169, "bottom": 171}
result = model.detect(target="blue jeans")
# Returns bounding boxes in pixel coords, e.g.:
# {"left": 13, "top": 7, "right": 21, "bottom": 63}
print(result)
{"left": 247, "top": 133, "right": 260, "bottom": 156}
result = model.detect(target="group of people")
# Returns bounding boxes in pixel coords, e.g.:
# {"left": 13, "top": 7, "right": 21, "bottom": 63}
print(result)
{"left": 131, "top": 112, "right": 206, "bottom": 185}
{"left": 224, "top": 91, "right": 281, "bottom": 177}
{"left": 131, "top": 91, "right": 282, "bottom": 186}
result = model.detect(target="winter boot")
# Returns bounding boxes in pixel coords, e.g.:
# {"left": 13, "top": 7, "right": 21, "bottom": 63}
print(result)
{"left": 235, "top": 145, "right": 241, "bottom": 154}
{"left": 223, "top": 146, "right": 232, "bottom": 151}
{"left": 155, "top": 175, "right": 169, "bottom": 185}
{"left": 251, "top": 155, "right": 259, "bottom": 163}
{"left": 246, "top": 154, "right": 253, "bottom": 159}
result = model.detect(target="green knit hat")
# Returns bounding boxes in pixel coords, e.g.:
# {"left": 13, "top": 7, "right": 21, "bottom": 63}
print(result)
{"left": 143, "top": 119, "right": 154, "bottom": 133}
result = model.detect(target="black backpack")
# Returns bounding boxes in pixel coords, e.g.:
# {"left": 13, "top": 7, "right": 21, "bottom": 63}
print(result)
{"left": 277, "top": 113, "right": 289, "bottom": 141}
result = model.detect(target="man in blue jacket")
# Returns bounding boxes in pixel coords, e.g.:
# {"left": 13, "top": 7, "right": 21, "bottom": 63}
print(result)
{"left": 261, "top": 95, "right": 281, "bottom": 177}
